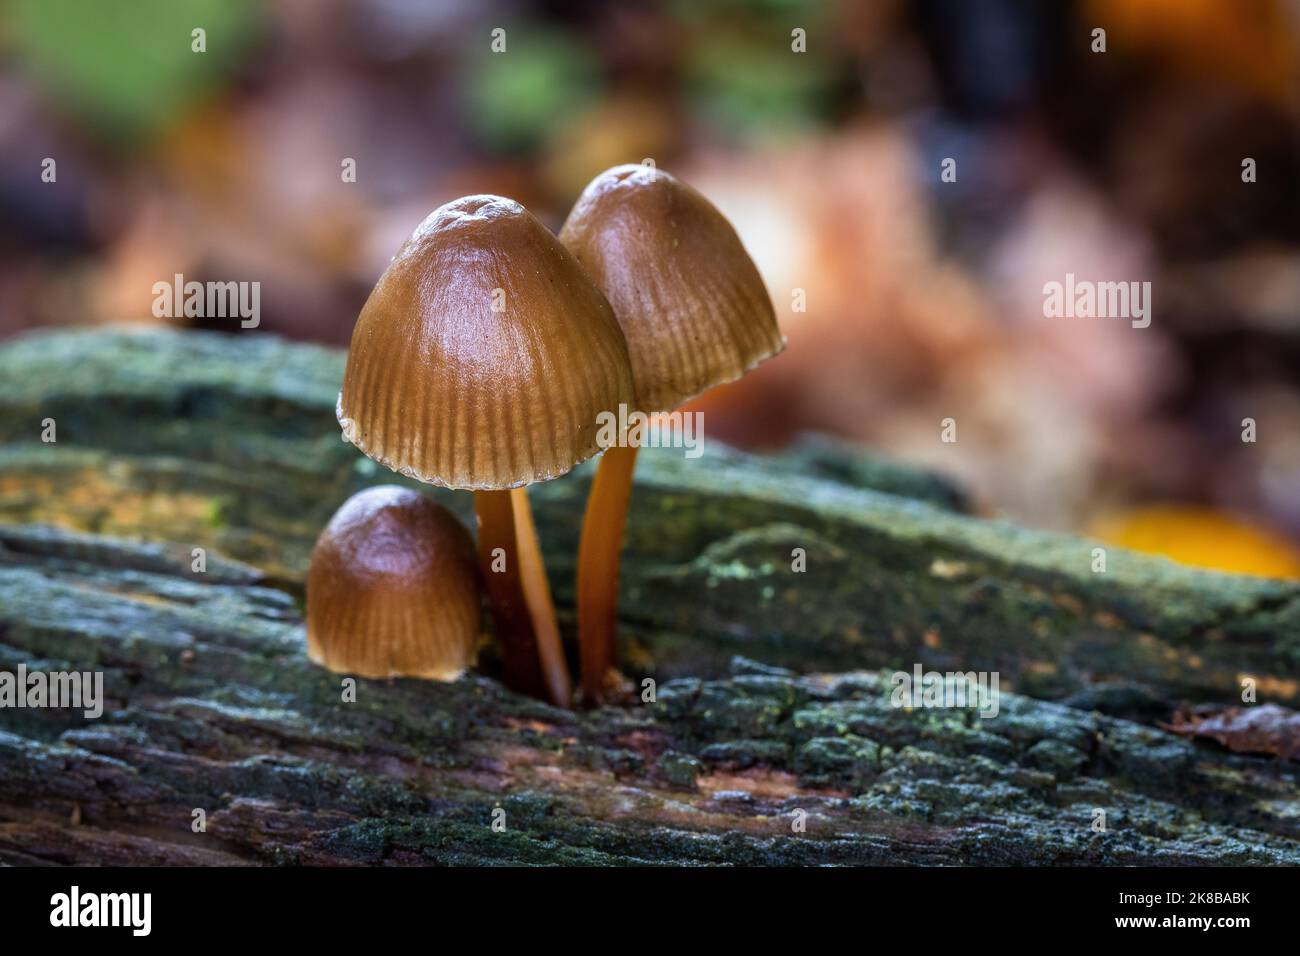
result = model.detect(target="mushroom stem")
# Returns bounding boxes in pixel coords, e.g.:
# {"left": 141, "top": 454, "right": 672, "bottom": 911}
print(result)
{"left": 510, "top": 486, "right": 572, "bottom": 708}
{"left": 474, "top": 489, "right": 570, "bottom": 706}
{"left": 576, "top": 443, "right": 639, "bottom": 703}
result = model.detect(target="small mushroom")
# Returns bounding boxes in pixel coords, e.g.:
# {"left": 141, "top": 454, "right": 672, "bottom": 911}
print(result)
{"left": 307, "top": 485, "right": 481, "bottom": 680}
{"left": 560, "top": 164, "right": 785, "bottom": 701}
{"left": 337, "top": 195, "right": 635, "bottom": 706}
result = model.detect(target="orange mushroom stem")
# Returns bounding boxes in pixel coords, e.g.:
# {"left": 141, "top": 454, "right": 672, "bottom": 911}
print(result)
{"left": 475, "top": 490, "right": 544, "bottom": 702}
{"left": 508, "top": 487, "right": 572, "bottom": 708}
{"left": 576, "top": 442, "right": 639, "bottom": 702}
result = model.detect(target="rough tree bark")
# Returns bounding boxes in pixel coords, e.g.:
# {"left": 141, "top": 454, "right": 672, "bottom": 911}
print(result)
{"left": 0, "top": 328, "right": 1297, "bottom": 865}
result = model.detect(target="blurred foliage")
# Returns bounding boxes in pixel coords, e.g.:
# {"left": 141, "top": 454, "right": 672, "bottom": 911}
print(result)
{"left": 671, "top": 0, "right": 839, "bottom": 141}
{"left": 684, "top": 34, "right": 838, "bottom": 141}
{"left": 5, "top": 0, "right": 261, "bottom": 144}
{"left": 463, "top": 25, "right": 602, "bottom": 152}
{"left": 668, "top": 0, "right": 824, "bottom": 20}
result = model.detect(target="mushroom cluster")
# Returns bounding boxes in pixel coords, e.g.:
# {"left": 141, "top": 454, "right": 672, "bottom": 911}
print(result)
{"left": 307, "top": 169, "right": 781, "bottom": 707}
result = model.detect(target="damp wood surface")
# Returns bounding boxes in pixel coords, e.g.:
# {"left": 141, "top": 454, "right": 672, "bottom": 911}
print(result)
{"left": 0, "top": 327, "right": 1297, "bottom": 865}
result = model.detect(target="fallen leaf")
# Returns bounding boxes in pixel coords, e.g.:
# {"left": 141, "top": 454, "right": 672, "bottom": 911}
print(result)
{"left": 1163, "top": 704, "right": 1300, "bottom": 760}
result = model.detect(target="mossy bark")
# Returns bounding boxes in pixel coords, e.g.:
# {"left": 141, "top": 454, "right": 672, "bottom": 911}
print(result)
{"left": 0, "top": 328, "right": 1297, "bottom": 865}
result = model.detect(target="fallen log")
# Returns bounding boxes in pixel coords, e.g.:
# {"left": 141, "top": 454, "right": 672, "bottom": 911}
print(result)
{"left": 0, "top": 327, "right": 1297, "bottom": 865}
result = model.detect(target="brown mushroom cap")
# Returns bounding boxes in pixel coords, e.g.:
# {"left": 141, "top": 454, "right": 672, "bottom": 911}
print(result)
{"left": 307, "top": 485, "right": 481, "bottom": 680}
{"left": 559, "top": 164, "right": 785, "bottom": 413}
{"left": 338, "top": 195, "right": 634, "bottom": 490}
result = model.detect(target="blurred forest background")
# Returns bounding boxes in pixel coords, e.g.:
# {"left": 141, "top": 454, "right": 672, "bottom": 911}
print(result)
{"left": 1, "top": 0, "right": 1298, "bottom": 576}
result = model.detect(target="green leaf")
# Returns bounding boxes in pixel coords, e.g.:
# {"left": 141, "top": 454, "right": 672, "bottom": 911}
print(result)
{"left": 6, "top": 0, "right": 262, "bottom": 144}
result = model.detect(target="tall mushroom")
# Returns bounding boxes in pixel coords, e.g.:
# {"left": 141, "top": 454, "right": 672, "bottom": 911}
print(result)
{"left": 337, "top": 195, "right": 635, "bottom": 707}
{"left": 560, "top": 164, "right": 784, "bottom": 702}
{"left": 307, "top": 485, "right": 481, "bottom": 680}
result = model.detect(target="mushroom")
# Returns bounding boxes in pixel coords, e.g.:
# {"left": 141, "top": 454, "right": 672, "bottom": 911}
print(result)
{"left": 560, "top": 164, "right": 785, "bottom": 701}
{"left": 307, "top": 485, "right": 481, "bottom": 680}
{"left": 336, "top": 195, "right": 635, "bottom": 706}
